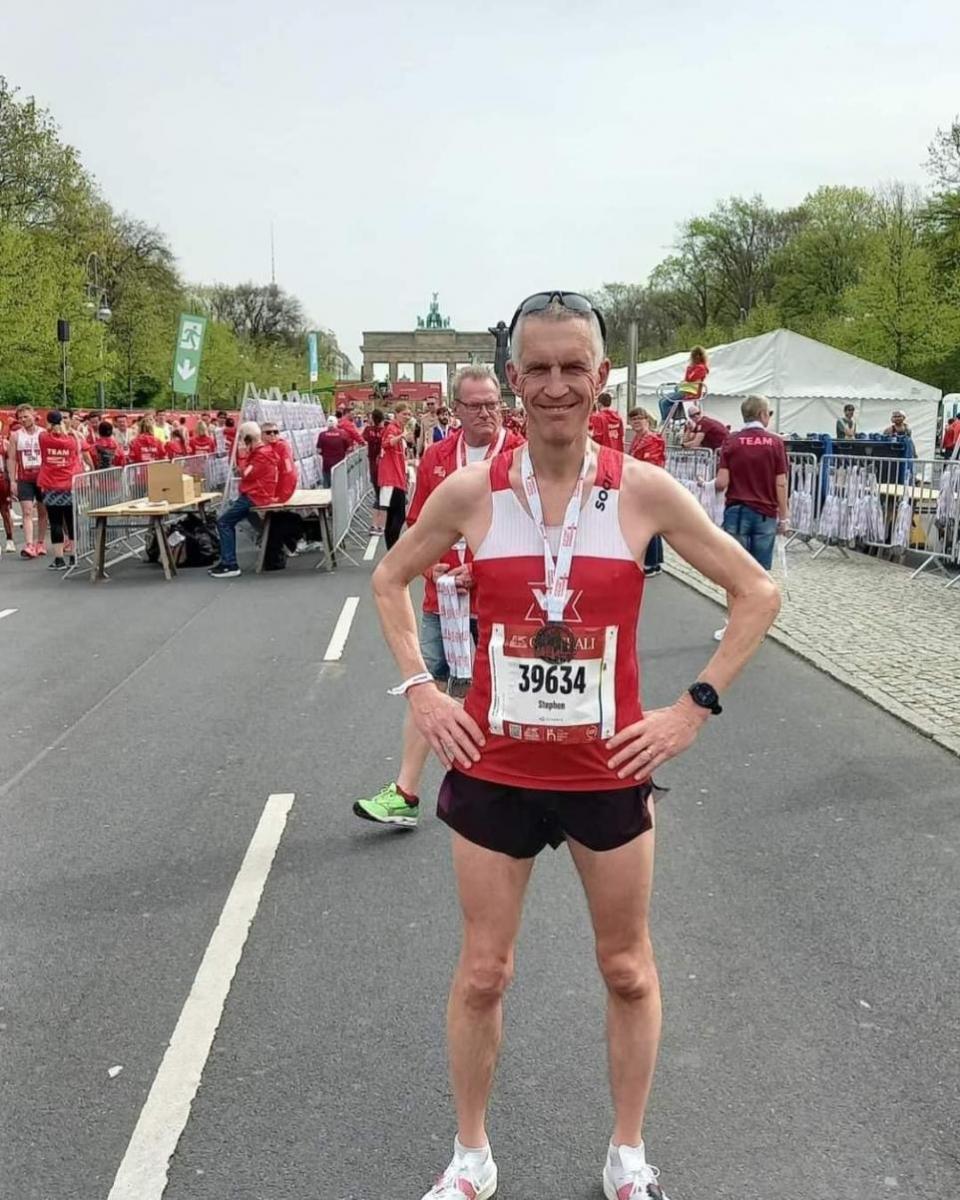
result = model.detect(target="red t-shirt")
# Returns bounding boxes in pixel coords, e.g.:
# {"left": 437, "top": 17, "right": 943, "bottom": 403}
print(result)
{"left": 377, "top": 421, "right": 408, "bottom": 491}
{"left": 239, "top": 443, "right": 279, "bottom": 507}
{"left": 165, "top": 439, "right": 189, "bottom": 461}
{"left": 684, "top": 362, "right": 708, "bottom": 392}
{"left": 270, "top": 439, "right": 298, "bottom": 503}
{"left": 629, "top": 431, "right": 666, "bottom": 468}
{"left": 407, "top": 429, "right": 524, "bottom": 614}
{"left": 128, "top": 433, "right": 166, "bottom": 463}
{"left": 316, "top": 429, "right": 353, "bottom": 472}
{"left": 944, "top": 420, "right": 959, "bottom": 452}
{"left": 691, "top": 414, "right": 729, "bottom": 451}
{"left": 589, "top": 409, "right": 624, "bottom": 450}
{"left": 38, "top": 431, "right": 81, "bottom": 491}
{"left": 718, "top": 427, "right": 788, "bottom": 518}
{"left": 190, "top": 434, "right": 217, "bottom": 455}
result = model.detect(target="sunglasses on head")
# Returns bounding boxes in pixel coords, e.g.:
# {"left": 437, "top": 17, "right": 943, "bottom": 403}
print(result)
{"left": 508, "top": 291, "right": 607, "bottom": 343}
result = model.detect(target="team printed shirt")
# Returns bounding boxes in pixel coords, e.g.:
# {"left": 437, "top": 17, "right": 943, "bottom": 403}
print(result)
{"left": 128, "top": 433, "right": 166, "bottom": 463}
{"left": 316, "top": 428, "right": 353, "bottom": 473}
{"left": 407, "top": 429, "right": 525, "bottom": 615}
{"left": 165, "top": 440, "right": 189, "bottom": 460}
{"left": 465, "top": 446, "right": 646, "bottom": 791}
{"left": 190, "top": 434, "right": 217, "bottom": 455}
{"left": 588, "top": 409, "right": 625, "bottom": 450}
{"left": 719, "top": 426, "right": 789, "bottom": 519}
{"left": 37, "top": 431, "right": 81, "bottom": 491}
{"left": 377, "top": 420, "right": 408, "bottom": 491}
{"left": 690, "top": 413, "right": 729, "bottom": 451}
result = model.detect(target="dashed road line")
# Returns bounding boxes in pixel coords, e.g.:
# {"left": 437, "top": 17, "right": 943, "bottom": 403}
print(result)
{"left": 0, "top": 608, "right": 17, "bottom": 621}
{"left": 362, "top": 535, "right": 379, "bottom": 562}
{"left": 322, "top": 596, "right": 360, "bottom": 661}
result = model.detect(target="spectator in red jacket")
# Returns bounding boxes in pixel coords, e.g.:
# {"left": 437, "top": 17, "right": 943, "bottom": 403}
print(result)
{"left": 190, "top": 419, "right": 217, "bottom": 456}
{"left": 337, "top": 408, "right": 365, "bottom": 450}
{"left": 128, "top": 419, "right": 166, "bottom": 463}
{"left": 263, "top": 423, "right": 298, "bottom": 503}
{"left": 628, "top": 407, "right": 668, "bottom": 576}
{"left": 659, "top": 345, "right": 710, "bottom": 422}
{"left": 165, "top": 427, "right": 189, "bottom": 460}
{"left": 89, "top": 420, "right": 127, "bottom": 470}
{"left": 209, "top": 422, "right": 278, "bottom": 579}
{"left": 317, "top": 415, "right": 354, "bottom": 487}
{"left": 589, "top": 391, "right": 624, "bottom": 450}
{"left": 942, "top": 414, "right": 959, "bottom": 459}
{"left": 37, "top": 411, "right": 81, "bottom": 570}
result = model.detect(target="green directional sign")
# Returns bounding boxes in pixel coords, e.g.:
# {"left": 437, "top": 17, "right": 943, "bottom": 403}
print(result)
{"left": 172, "top": 313, "right": 207, "bottom": 396}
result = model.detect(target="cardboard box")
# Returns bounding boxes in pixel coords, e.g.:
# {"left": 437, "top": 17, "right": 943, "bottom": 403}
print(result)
{"left": 147, "top": 461, "right": 197, "bottom": 505}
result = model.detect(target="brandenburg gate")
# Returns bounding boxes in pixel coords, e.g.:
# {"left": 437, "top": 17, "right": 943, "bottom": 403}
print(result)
{"left": 360, "top": 294, "right": 497, "bottom": 393}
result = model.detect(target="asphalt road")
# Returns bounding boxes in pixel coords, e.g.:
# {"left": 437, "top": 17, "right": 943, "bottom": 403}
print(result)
{"left": 0, "top": 540, "right": 957, "bottom": 1200}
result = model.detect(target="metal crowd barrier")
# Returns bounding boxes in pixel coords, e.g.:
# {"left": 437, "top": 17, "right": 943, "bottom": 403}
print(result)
{"left": 813, "top": 454, "right": 960, "bottom": 581}
{"left": 785, "top": 451, "right": 821, "bottom": 545}
{"left": 665, "top": 447, "right": 723, "bottom": 524}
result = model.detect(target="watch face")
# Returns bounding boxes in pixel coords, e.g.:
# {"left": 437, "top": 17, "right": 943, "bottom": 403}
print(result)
{"left": 691, "top": 683, "right": 719, "bottom": 708}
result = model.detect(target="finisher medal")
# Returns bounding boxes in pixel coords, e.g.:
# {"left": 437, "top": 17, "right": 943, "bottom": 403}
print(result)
{"left": 532, "top": 622, "right": 577, "bottom": 664}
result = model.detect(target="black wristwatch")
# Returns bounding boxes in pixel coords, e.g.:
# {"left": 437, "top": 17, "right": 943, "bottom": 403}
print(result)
{"left": 687, "top": 682, "right": 722, "bottom": 715}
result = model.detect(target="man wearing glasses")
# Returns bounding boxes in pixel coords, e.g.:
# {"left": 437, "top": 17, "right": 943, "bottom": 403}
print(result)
{"left": 353, "top": 365, "right": 523, "bottom": 829}
{"left": 373, "top": 291, "right": 780, "bottom": 1199}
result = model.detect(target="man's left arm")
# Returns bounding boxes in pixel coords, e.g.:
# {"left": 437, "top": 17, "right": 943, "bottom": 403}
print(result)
{"left": 608, "top": 467, "right": 780, "bottom": 779}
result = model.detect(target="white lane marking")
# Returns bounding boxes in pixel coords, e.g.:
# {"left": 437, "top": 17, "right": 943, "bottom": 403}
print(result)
{"left": 322, "top": 596, "right": 360, "bottom": 661}
{"left": 106, "top": 792, "right": 295, "bottom": 1200}
{"left": 0, "top": 608, "right": 17, "bottom": 621}
{"left": 362, "top": 535, "right": 378, "bottom": 562}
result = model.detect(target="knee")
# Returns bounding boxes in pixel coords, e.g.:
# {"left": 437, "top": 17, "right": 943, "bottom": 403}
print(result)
{"left": 457, "top": 951, "right": 514, "bottom": 1009}
{"left": 597, "top": 945, "right": 658, "bottom": 1003}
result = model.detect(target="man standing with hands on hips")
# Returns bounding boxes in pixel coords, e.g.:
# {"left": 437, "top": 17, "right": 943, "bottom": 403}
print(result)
{"left": 372, "top": 291, "right": 780, "bottom": 1200}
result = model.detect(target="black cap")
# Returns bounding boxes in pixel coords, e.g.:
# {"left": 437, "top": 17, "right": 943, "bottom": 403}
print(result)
{"left": 46, "top": 410, "right": 63, "bottom": 425}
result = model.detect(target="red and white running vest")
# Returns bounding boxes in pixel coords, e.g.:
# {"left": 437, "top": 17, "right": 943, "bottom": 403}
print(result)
{"left": 16, "top": 428, "right": 42, "bottom": 482}
{"left": 465, "top": 446, "right": 646, "bottom": 791}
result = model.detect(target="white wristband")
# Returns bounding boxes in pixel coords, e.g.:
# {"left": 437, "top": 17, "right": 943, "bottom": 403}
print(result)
{"left": 388, "top": 672, "right": 434, "bottom": 697}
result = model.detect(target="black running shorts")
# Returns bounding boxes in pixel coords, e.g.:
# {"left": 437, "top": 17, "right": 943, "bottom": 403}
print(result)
{"left": 437, "top": 769, "right": 653, "bottom": 860}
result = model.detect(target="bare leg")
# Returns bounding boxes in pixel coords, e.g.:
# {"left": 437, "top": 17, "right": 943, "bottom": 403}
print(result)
{"left": 447, "top": 832, "right": 534, "bottom": 1147}
{"left": 21, "top": 499, "right": 35, "bottom": 547}
{"left": 396, "top": 705, "right": 434, "bottom": 795}
{"left": 0, "top": 500, "right": 13, "bottom": 541}
{"left": 37, "top": 501, "right": 48, "bottom": 544}
{"left": 568, "top": 827, "right": 660, "bottom": 1147}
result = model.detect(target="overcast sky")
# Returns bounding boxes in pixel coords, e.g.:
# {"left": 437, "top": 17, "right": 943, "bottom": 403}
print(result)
{"left": 7, "top": 0, "right": 960, "bottom": 375}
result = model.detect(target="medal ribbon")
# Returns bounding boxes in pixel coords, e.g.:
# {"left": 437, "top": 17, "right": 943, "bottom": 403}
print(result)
{"left": 436, "top": 575, "right": 473, "bottom": 681}
{"left": 436, "top": 431, "right": 505, "bottom": 678}
{"left": 520, "top": 445, "right": 590, "bottom": 623}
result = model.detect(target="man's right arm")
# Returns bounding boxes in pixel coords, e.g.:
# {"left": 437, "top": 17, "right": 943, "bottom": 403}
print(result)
{"left": 372, "top": 469, "right": 487, "bottom": 769}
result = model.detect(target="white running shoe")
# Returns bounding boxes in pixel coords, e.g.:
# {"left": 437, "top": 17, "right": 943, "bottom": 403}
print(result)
{"left": 4, "top": 539, "right": 14, "bottom": 553}
{"left": 603, "top": 1142, "right": 669, "bottom": 1199}
{"left": 421, "top": 1141, "right": 498, "bottom": 1200}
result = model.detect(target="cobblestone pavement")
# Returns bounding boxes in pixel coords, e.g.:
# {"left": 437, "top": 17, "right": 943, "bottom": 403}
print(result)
{"left": 664, "top": 540, "right": 960, "bottom": 757}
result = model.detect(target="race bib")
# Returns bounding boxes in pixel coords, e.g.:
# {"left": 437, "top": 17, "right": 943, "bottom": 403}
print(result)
{"left": 487, "top": 622, "right": 617, "bottom": 744}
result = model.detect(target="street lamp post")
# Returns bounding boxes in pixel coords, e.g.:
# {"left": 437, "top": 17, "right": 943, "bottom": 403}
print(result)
{"left": 85, "top": 253, "right": 111, "bottom": 408}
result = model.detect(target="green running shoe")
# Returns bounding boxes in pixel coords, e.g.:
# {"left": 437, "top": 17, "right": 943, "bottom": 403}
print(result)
{"left": 352, "top": 782, "right": 419, "bottom": 827}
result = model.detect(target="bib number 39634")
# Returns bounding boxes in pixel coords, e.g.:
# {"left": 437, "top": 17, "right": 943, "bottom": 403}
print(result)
{"left": 487, "top": 622, "right": 618, "bottom": 744}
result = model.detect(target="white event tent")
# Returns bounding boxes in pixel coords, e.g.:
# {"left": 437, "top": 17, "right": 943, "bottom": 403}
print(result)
{"left": 607, "top": 329, "right": 942, "bottom": 457}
